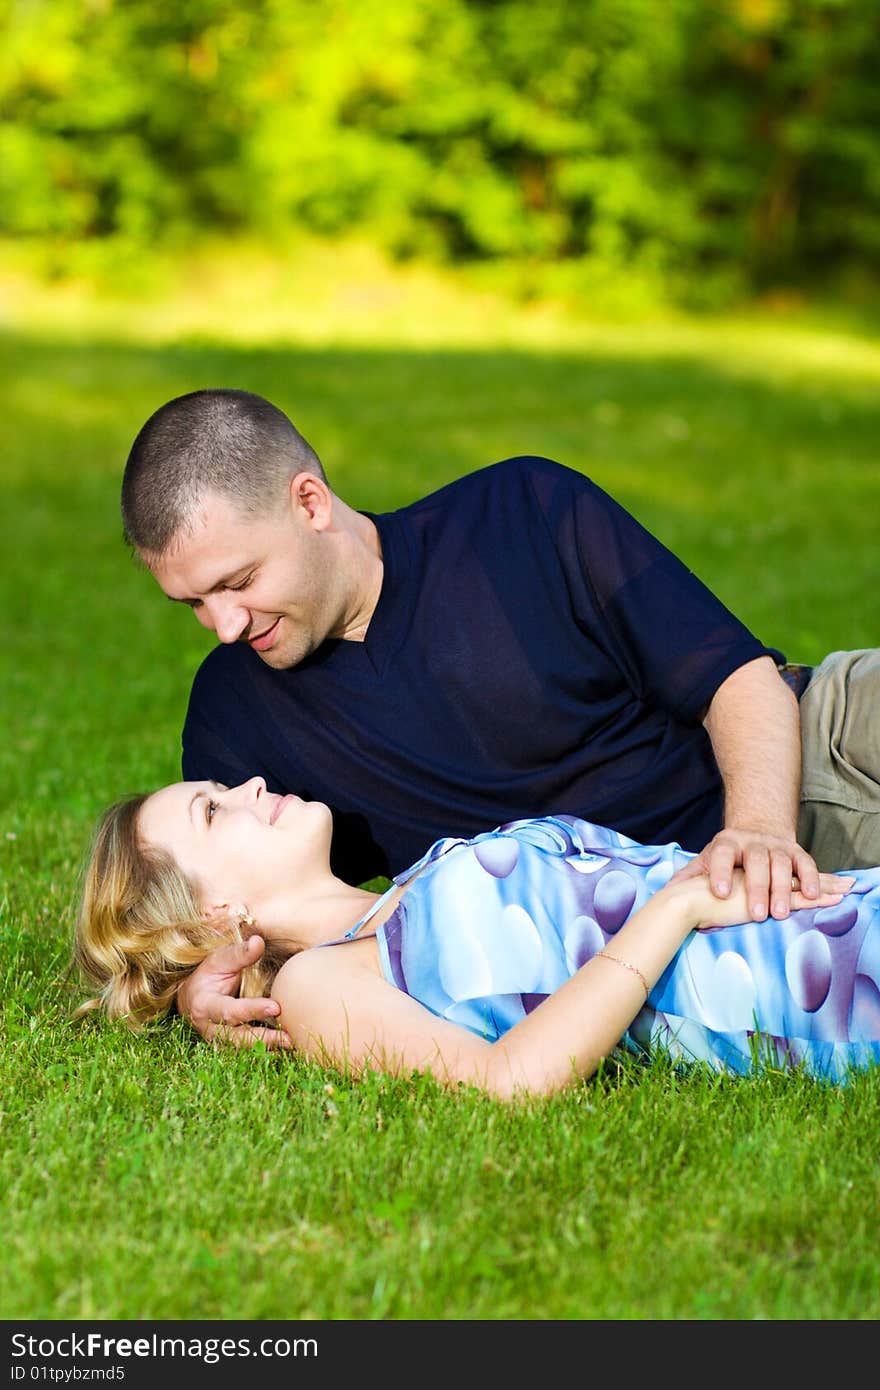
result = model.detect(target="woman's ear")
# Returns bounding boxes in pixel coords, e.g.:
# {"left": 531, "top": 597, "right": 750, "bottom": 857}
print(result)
{"left": 201, "top": 901, "right": 255, "bottom": 935}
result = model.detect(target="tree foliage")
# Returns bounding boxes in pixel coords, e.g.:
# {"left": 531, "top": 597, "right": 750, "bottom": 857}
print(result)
{"left": 2, "top": 0, "right": 878, "bottom": 302}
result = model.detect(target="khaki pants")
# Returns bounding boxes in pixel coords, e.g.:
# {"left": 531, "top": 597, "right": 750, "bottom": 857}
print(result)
{"left": 798, "top": 648, "right": 880, "bottom": 870}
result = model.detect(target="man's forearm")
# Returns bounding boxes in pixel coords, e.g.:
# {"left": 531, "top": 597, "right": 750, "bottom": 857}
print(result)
{"left": 703, "top": 656, "right": 801, "bottom": 838}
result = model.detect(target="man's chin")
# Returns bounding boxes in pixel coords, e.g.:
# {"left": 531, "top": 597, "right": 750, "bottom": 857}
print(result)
{"left": 250, "top": 635, "right": 314, "bottom": 670}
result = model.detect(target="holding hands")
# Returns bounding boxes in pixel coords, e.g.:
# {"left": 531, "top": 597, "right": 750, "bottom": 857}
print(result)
{"left": 669, "top": 831, "right": 855, "bottom": 927}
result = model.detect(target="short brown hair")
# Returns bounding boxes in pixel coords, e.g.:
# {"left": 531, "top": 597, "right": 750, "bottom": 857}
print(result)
{"left": 121, "top": 389, "right": 326, "bottom": 557}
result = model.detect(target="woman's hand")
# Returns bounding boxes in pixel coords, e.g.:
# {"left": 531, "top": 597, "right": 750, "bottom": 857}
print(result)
{"left": 677, "top": 867, "right": 856, "bottom": 932}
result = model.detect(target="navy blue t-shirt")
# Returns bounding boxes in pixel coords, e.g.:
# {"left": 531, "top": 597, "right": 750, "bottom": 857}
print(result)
{"left": 182, "top": 457, "right": 782, "bottom": 884}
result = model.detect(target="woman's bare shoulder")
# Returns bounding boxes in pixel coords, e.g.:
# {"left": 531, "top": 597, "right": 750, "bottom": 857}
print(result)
{"left": 269, "top": 939, "right": 407, "bottom": 1073}
{"left": 272, "top": 939, "right": 378, "bottom": 999}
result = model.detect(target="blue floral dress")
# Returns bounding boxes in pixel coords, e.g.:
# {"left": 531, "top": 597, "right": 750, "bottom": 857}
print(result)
{"left": 344, "top": 816, "right": 880, "bottom": 1082}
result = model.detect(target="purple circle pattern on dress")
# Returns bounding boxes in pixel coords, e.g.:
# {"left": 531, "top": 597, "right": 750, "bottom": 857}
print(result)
{"left": 565, "top": 914, "right": 605, "bottom": 970}
{"left": 592, "top": 869, "right": 638, "bottom": 934}
{"left": 850, "top": 975, "right": 880, "bottom": 1041}
{"left": 785, "top": 930, "right": 833, "bottom": 1013}
{"left": 812, "top": 900, "right": 860, "bottom": 937}
{"left": 473, "top": 838, "right": 520, "bottom": 878}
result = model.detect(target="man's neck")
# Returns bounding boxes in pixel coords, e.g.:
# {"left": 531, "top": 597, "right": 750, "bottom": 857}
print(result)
{"left": 329, "top": 505, "right": 384, "bottom": 642}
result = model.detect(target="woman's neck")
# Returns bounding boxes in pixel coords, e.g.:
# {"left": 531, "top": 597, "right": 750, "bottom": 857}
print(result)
{"left": 261, "top": 870, "right": 418, "bottom": 956}
{"left": 259, "top": 877, "right": 382, "bottom": 955}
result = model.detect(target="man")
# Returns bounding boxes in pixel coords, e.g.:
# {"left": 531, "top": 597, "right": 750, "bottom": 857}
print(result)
{"left": 121, "top": 388, "right": 878, "bottom": 1047}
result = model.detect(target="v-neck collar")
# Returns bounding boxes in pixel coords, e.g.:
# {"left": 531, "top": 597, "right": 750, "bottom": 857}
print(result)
{"left": 357, "top": 509, "right": 414, "bottom": 677}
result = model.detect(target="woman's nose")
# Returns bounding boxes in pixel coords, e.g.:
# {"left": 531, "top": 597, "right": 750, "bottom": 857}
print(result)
{"left": 245, "top": 776, "right": 266, "bottom": 801}
{"left": 228, "top": 776, "right": 267, "bottom": 802}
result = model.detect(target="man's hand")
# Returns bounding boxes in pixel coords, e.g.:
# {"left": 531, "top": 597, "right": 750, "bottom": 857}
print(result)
{"left": 668, "top": 862, "right": 853, "bottom": 932}
{"left": 176, "top": 936, "right": 293, "bottom": 1049}
{"left": 669, "top": 828, "right": 852, "bottom": 920}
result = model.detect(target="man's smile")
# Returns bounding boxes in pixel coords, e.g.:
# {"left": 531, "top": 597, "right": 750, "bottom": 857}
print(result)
{"left": 248, "top": 617, "right": 281, "bottom": 651}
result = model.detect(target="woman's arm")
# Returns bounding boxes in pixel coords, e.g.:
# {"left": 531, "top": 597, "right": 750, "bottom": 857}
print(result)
{"left": 271, "top": 873, "right": 846, "bottom": 1101}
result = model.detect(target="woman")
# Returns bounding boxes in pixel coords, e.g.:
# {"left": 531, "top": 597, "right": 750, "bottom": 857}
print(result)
{"left": 74, "top": 777, "right": 880, "bottom": 1098}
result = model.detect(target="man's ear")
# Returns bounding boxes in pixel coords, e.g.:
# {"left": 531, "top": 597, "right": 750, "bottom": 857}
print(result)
{"left": 289, "top": 471, "right": 333, "bottom": 531}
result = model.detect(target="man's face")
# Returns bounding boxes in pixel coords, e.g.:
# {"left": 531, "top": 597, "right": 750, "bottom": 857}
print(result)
{"left": 147, "top": 484, "right": 341, "bottom": 669}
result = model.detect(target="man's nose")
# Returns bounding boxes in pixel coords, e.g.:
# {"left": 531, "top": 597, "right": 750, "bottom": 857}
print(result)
{"left": 199, "top": 595, "right": 249, "bottom": 644}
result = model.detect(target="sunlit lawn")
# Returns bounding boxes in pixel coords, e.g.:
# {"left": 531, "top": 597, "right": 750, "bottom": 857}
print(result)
{"left": 2, "top": 246, "right": 879, "bottom": 1320}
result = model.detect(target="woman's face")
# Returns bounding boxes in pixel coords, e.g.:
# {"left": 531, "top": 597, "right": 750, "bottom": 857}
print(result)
{"left": 138, "top": 777, "right": 333, "bottom": 921}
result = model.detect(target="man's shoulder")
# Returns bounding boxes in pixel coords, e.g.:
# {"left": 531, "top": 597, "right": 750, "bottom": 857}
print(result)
{"left": 417, "top": 454, "right": 572, "bottom": 497}
{"left": 400, "top": 455, "right": 588, "bottom": 518}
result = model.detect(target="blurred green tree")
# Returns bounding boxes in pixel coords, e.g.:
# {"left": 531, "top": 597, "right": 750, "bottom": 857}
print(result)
{"left": 1, "top": 0, "right": 877, "bottom": 304}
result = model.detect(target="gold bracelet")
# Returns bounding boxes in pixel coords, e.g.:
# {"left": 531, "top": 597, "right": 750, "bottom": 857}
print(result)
{"left": 596, "top": 949, "right": 650, "bottom": 1002}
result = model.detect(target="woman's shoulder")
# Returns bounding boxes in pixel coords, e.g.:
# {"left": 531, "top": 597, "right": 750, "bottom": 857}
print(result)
{"left": 271, "top": 938, "right": 379, "bottom": 1000}
{"left": 270, "top": 950, "right": 323, "bottom": 1008}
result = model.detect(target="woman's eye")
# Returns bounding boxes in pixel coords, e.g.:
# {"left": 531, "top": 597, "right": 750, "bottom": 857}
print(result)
{"left": 230, "top": 574, "right": 254, "bottom": 592}
{"left": 206, "top": 799, "right": 219, "bottom": 824}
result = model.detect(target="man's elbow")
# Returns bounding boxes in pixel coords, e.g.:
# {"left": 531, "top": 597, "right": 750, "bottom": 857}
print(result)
{"left": 704, "top": 655, "right": 796, "bottom": 730}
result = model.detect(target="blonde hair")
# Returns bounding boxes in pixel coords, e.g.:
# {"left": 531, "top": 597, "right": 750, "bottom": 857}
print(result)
{"left": 73, "top": 794, "right": 286, "bottom": 1030}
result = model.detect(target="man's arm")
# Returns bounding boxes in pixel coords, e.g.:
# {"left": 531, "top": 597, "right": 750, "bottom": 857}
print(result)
{"left": 672, "top": 655, "right": 842, "bottom": 918}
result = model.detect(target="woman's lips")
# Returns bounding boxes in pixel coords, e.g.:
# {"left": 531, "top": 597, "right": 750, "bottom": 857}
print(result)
{"left": 270, "top": 794, "right": 296, "bottom": 825}
{"left": 249, "top": 618, "right": 281, "bottom": 651}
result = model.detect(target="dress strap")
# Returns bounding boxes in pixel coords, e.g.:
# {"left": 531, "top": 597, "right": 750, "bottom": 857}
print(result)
{"left": 329, "top": 831, "right": 470, "bottom": 946}
{"left": 341, "top": 880, "right": 402, "bottom": 941}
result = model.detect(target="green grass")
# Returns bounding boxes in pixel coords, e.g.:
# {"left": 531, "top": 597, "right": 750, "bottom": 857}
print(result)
{"left": 2, "top": 266, "right": 880, "bottom": 1320}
